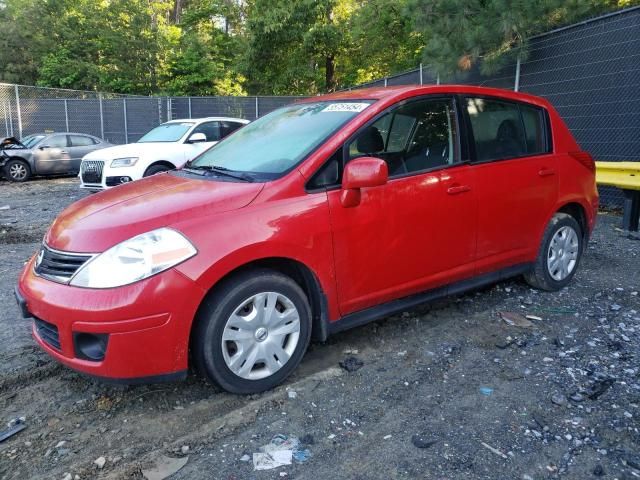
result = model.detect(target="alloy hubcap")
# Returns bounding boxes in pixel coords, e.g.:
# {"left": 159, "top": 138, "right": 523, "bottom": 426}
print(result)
{"left": 221, "top": 292, "right": 300, "bottom": 380}
{"left": 10, "top": 164, "right": 27, "bottom": 180}
{"left": 547, "top": 226, "right": 579, "bottom": 281}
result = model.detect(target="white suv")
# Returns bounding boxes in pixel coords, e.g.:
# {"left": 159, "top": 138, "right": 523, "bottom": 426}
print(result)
{"left": 79, "top": 117, "right": 249, "bottom": 190}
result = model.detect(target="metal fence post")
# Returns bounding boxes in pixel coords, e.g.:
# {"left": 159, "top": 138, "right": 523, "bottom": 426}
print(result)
{"left": 167, "top": 97, "right": 172, "bottom": 121}
{"left": 419, "top": 63, "right": 423, "bottom": 85}
{"left": 123, "top": 98, "right": 129, "bottom": 143}
{"left": 514, "top": 56, "right": 521, "bottom": 92}
{"left": 188, "top": 97, "right": 192, "bottom": 118}
{"left": 14, "top": 85, "right": 22, "bottom": 139}
{"left": 64, "top": 99, "right": 70, "bottom": 132}
{"left": 436, "top": 73, "right": 440, "bottom": 85}
{"left": 98, "top": 93, "right": 105, "bottom": 140}
{"left": 384, "top": 78, "right": 388, "bottom": 87}
{"left": 255, "top": 97, "right": 259, "bottom": 119}
{"left": 157, "top": 97, "right": 162, "bottom": 125}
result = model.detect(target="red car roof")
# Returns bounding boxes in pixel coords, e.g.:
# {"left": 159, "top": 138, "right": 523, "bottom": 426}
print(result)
{"left": 300, "top": 85, "right": 552, "bottom": 109}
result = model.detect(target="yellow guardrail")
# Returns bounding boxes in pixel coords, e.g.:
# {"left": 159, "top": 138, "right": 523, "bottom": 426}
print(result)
{"left": 596, "top": 161, "right": 640, "bottom": 191}
{"left": 596, "top": 161, "right": 640, "bottom": 232}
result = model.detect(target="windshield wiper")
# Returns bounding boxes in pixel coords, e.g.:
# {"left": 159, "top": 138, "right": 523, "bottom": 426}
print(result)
{"left": 184, "top": 165, "right": 254, "bottom": 182}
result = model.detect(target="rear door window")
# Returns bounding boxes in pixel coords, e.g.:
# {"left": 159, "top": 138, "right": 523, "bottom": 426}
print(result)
{"left": 220, "top": 121, "right": 245, "bottom": 138}
{"left": 69, "top": 135, "right": 95, "bottom": 147}
{"left": 465, "top": 97, "right": 549, "bottom": 161}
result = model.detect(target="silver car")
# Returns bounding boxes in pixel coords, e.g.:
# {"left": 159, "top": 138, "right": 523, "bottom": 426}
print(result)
{"left": 1, "top": 133, "right": 110, "bottom": 182}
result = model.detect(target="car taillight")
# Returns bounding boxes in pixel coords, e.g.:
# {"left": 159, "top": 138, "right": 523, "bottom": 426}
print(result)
{"left": 569, "top": 151, "right": 595, "bottom": 172}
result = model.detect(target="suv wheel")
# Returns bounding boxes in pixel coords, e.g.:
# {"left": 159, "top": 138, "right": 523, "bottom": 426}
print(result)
{"left": 5, "top": 159, "right": 31, "bottom": 182}
{"left": 524, "top": 212, "right": 583, "bottom": 291}
{"left": 143, "top": 164, "right": 171, "bottom": 177}
{"left": 192, "top": 269, "right": 311, "bottom": 394}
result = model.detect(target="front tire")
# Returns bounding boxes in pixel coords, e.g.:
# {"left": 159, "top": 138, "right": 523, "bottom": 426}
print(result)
{"left": 143, "top": 164, "right": 171, "bottom": 177}
{"left": 5, "top": 159, "right": 31, "bottom": 182}
{"left": 192, "top": 269, "right": 312, "bottom": 394}
{"left": 524, "top": 213, "right": 583, "bottom": 291}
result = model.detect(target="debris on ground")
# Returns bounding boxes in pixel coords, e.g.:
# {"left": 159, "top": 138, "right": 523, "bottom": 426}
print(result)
{"left": 252, "top": 434, "right": 312, "bottom": 471}
{"left": 411, "top": 434, "right": 438, "bottom": 449}
{"left": 142, "top": 455, "right": 189, "bottom": 480}
{"left": 93, "top": 456, "right": 106, "bottom": 469}
{"left": 339, "top": 356, "right": 364, "bottom": 372}
{"left": 0, "top": 417, "right": 27, "bottom": 442}
{"left": 479, "top": 386, "right": 494, "bottom": 396}
{"left": 480, "top": 441, "right": 509, "bottom": 460}
{"left": 499, "top": 311, "right": 534, "bottom": 328}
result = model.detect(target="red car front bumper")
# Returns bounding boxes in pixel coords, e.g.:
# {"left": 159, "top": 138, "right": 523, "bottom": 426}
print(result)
{"left": 17, "top": 255, "right": 205, "bottom": 382}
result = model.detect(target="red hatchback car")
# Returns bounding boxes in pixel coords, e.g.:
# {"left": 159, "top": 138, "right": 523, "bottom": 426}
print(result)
{"left": 16, "top": 86, "right": 598, "bottom": 393}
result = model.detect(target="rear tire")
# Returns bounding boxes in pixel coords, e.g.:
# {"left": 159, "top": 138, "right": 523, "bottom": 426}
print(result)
{"left": 524, "top": 213, "right": 583, "bottom": 291}
{"left": 5, "top": 159, "right": 31, "bottom": 182}
{"left": 192, "top": 268, "right": 312, "bottom": 394}
{"left": 143, "top": 164, "right": 172, "bottom": 177}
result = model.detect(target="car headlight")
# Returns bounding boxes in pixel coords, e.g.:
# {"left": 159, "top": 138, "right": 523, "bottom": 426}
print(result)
{"left": 70, "top": 228, "right": 197, "bottom": 288}
{"left": 110, "top": 157, "right": 139, "bottom": 168}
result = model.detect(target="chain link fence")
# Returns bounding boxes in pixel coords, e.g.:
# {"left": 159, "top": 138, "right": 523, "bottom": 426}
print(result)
{"left": 0, "top": 85, "right": 301, "bottom": 145}
{"left": 347, "top": 6, "right": 640, "bottom": 207}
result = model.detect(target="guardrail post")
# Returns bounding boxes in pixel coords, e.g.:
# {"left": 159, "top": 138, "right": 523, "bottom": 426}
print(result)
{"left": 98, "top": 93, "right": 105, "bottom": 140}
{"left": 123, "top": 98, "right": 129, "bottom": 143}
{"left": 64, "top": 99, "right": 70, "bottom": 132}
{"left": 14, "top": 85, "right": 22, "bottom": 139}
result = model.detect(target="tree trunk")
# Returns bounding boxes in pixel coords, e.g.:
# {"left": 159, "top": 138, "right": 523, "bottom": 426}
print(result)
{"left": 325, "top": 55, "right": 336, "bottom": 92}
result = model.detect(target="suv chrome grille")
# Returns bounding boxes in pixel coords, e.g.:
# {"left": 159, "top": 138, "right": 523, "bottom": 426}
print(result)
{"left": 34, "top": 245, "right": 93, "bottom": 284}
{"left": 80, "top": 160, "right": 104, "bottom": 184}
{"left": 34, "top": 318, "right": 61, "bottom": 350}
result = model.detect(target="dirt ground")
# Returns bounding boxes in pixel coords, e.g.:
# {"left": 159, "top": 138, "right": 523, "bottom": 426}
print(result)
{"left": 1, "top": 177, "right": 639, "bottom": 480}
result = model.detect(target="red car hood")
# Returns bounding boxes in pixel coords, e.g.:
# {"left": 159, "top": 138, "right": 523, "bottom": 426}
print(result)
{"left": 45, "top": 173, "right": 264, "bottom": 252}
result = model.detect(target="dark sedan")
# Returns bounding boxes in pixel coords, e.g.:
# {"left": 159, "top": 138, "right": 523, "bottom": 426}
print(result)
{"left": 1, "top": 133, "right": 110, "bottom": 182}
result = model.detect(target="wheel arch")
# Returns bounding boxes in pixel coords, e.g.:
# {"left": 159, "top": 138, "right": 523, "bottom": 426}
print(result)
{"left": 144, "top": 160, "right": 176, "bottom": 174}
{"left": 556, "top": 201, "right": 589, "bottom": 241}
{"left": 4, "top": 156, "right": 32, "bottom": 176}
{"left": 190, "top": 257, "right": 331, "bottom": 348}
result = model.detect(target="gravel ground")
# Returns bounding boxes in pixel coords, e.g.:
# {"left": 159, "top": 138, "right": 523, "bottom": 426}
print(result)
{"left": 0, "top": 177, "right": 639, "bottom": 480}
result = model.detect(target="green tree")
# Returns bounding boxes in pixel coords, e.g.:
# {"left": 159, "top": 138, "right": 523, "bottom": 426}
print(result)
{"left": 408, "top": 0, "right": 636, "bottom": 78}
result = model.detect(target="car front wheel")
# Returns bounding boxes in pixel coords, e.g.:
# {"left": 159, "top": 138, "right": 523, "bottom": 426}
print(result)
{"left": 143, "top": 164, "right": 171, "bottom": 177}
{"left": 192, "top": 269, "right": 312, "bottom": 394}
{"left": 5, "top": 159, "right": 31, "bottom": 182}
{"left": 524, "top": 212, "right": 583, "bottom": 291}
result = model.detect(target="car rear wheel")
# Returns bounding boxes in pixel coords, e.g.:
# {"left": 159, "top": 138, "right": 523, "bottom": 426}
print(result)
{"left": 143, "top": 164, "right": 171, "bottom": 177}
{"left": 192, "top": 269, "right": 312, "bottom": 394}
{"left": 524, "top": 212, "right": 583, "bottom": 291}
{"left": 5, "top": 159, "right": 31, "bottom": 182}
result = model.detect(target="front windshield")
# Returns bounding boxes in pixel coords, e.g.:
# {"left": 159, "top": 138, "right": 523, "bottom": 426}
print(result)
{"left": 21, "top": 135, "right": 45, "bottom": 148}
{"left": 137, "top": 122, "right": 194, "bottom": 143}
{"left": 189, "top": 101, "right": 373, "bottom": 177}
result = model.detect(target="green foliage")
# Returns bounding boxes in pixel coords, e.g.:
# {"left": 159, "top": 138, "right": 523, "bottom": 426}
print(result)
{"left": 0, "top": 0, "right": 634, "bottom": 94}
{"left": 407, "top": 0, "right": 637, "bottom": 78}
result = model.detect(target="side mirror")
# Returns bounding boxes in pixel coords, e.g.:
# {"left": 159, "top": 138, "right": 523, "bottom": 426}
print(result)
{"left": 187, "top": 132, "right": 207, "bottom": 143}
{"left": 341, "top": 156, "right": 388, "bottom": 208}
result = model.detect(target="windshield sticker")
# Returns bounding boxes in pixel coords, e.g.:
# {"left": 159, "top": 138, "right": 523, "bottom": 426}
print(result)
{"left": 322, "top": 103, "right": 369, "bottom": 113}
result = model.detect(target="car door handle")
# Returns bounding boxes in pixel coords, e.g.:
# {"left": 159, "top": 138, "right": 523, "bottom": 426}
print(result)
{"left": 447, "top": 184, "right": 471, "bottom": 195}
{"left": 60, "top": 150, "right": 68, "bottom": 154}
{"left": 538, "top": 168, "right": 555, "bottom": 177}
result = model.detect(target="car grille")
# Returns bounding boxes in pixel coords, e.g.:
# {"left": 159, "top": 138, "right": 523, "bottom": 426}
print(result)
{"left": 34, "top": 245, "right": 93, "bottom": 284}
{"left": 80, "top": 160, "right": 104, "bottom": 184}
{"left": 34, "top": 318, "right": 61, "bottom": 350}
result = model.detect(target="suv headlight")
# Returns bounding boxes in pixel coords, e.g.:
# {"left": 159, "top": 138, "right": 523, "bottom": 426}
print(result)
{"left": 70, "top": 228, "right": 197, "bottom": 288}
{"left": 111, "top": 157, "right": 139, "bottom": 168}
